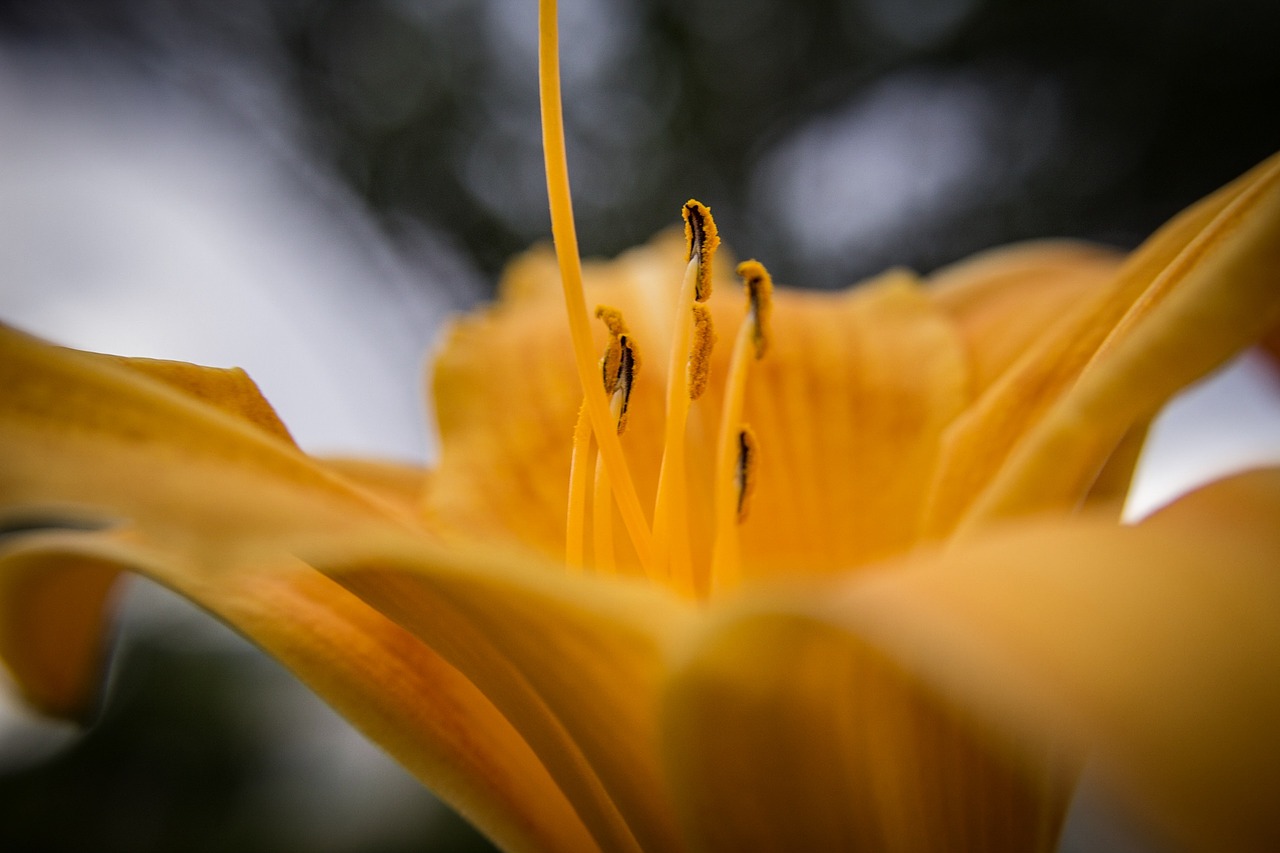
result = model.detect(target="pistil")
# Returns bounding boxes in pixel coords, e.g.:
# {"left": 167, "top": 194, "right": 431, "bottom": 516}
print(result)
{"left": 539, "top": 0, "right": 656, "bottom": 577}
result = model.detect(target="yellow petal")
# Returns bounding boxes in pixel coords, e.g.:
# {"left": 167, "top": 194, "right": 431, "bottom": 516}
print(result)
{"left": 314, "top": 537, "right": 696, "bottom": 853}
{"left": 0, "top": 531, "right": 591, "bottom": 853}
{"left": 927, "top": 240, "right": 1124, "bottom": 395}
{"left": 732, "top": 271, "right": 969, "bottom": 576}
{"left": 1, "top": 322, "right": 696, "bottom": 849}
{"left": 427, "top": 283, "right": 587, "bottom": 559}
{"left": 1080, "top": 418, "right": 1149, "bottom": 516}
{"left": 431, "top": 242, "right": 971, "bottom": 580}
{"left": 1, "top": 324, "right": 603, "bottom": 849}
{"left": 0, "top": 538, "right": 122, "bottom": 719}
{"left": 102, "top": 353, "right": 297, "bottom": 445}
{"left": 320, "top": 456, "right": 430, "bottom": 511}
{"left": 925, "top": 151, "right": 1280, "bottom": 538}
{"left": 662, "top": 600, "right": 1072, "bottom": 851}
{"left": 836, "top": 469, "right": 1280, "bottom": 853}
{"left": 0, "top": 322, "right": 412, "bottom": 560}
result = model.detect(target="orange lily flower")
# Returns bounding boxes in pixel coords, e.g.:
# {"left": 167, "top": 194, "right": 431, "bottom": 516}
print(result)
{"left": 1, "top": 2, "right": 1279, "bottom": 851}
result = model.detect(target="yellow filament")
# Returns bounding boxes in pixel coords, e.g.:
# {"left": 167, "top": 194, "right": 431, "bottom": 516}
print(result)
{"left": 592, "top": 390, "right": 625, "bottom": 573}
{"left": 651, "top": 255, "right": 701, "bottom": 585}
{"left": 592, "top": 456, "right": 614, "bottom": 572}
{"left": 710, "top": 319, "right": 754, "bottom": 591}
{"left": 565, "top": 402, "right": 592, "bottom": 570}
{"left": 539, "top": 0, "right": 655, "bottom": 575}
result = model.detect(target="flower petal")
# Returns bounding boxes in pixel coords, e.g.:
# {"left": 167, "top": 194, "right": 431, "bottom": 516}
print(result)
{"left": 0, "top": 322, "right": 414, "bottom": 559}
{"left": 0, "top": 533, "right": 122, "bottom": 719}
{"left": 925, "top": 151, "right": 1280, "bottom": 538}
{"left": 101, "top": 353, "right": 298, "bottom": 445}
{"left": 733, "top": 272, "right": 969, "bottom": 576}
{"left": 927, "top": 240, "right": 1124, "bottom": 395}
{"left": 662, "top": 599, "right": 1072, "bottom": 851}
{"left": 0, "top": 531, "right": 592, "bottom": 853}
{"left": 315, "top": 537, "right": 696, "bottom": 853}
{"left": 320, "top": 456, "right": 430, "bottom": 511}
{"left": 2, "top": 321, "right": 704, "bottom": 850}
{"left": 837, "top": 469, "right": 1280, "bottom": 852}
{"left": 0, "top": 325, "right": 601, "bottom": 850}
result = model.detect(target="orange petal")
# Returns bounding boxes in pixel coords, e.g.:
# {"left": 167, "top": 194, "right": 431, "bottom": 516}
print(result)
{"left": 0, "top": 536, "right": 122, "bottom": 719}
{"left": 432, "top": 241, "right": 972, "bottom": 581}
{"left": 102, "top": 353, "right": 297, "bottom": 445}
{"left": 0, "top": 322, "right": 414, "bottom": 560}
{"left": 1, "top": 321, "right": 695, "bottom": 850}
{"left": 839, "top": 469, "right": 1280, "bottom": 852}
{"left": 928, "top": 240, "right": 1124, "bottom": 395}
{"left": 0, "top": 324, "right": 600, "bottom": 849}
{"left": 662, "top": 602, "right": 1071, "bottom": 851}
{"left": 0, "top": 531, "right": 592, "bottom": 853}
{"left": 731, "top": 271, "right": 969, "bottom": 577}
{"left": 925, "top": 151, "right": 1280, "bottom": 538}
{"left": 320, "top": 456, "right": 430, "bottom": 511}
{"left": 314, "top": 537, "right": 695, "bottom": 853}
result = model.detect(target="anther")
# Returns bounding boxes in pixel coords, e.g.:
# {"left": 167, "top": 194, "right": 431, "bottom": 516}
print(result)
{"left": 683, "top": 200, "right": 720, "bottom": 302}
{"left": 687, "top": 303, "right": 715, "bottom": 401}
{"left": 614, "top": 334, "right": 638, "bottom": 434}
{"left": 735, "top": 425, "right": 758, "bottom": 523}
{"left": 736, "top": 260, "right": 773, "bottom": 360}
{"left": 596, "top": 305, "right": 640, "bottom": 434}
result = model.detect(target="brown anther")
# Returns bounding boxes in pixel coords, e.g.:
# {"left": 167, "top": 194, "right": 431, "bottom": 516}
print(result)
{"left": 683, "top": 200, "right": 720, "bottom": 302}
{"left": 595, "top": 305, "right": 639, "bottom": 434}
{"left": 596, "top": 305, "right": 628, "bottom": 395}
{"left": 735, "top": 260, "right": 773, "bottom": 360}
{"left": 614, "top": 333, "right": 638, "bottom": 434}
{"left": 735, "top": 425, "right": 758, "bottom": 523}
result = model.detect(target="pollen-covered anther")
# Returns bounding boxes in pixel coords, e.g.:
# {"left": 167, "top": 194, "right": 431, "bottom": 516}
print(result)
{"left": 736, "top": 259, "right": 773, "bottom": 359}
{"left": 596, "top": 305, "right": 627, "bottom": 395}
{"left": 683, "top": 200, "right": 720, "bottom": 302}
{"left": 735, "top": 425, "right": 758, "bottom": 523}
{"left": 687, "top": 303, "right": 715, "bottom": 401}
{"left": 595, "top": 305, "right": 639, "bottom": 434}
{"left": 613, "top": 334, "right": 638, "bottom": 434}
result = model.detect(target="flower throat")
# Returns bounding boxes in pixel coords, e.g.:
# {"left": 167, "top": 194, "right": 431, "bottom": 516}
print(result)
{"left": 539, "top": 0, "right": 770, "bottom": 599}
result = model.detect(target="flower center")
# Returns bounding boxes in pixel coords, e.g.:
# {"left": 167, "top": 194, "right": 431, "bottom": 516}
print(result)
{"left": 539, "top": 0, "right": 772, "bottom": 599}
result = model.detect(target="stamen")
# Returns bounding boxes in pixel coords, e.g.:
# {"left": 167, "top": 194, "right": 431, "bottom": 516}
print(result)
{"left": 595, "top": 306, "right": 640, "bottom": 434}
{"left": 591, "top": 388, "right": 626, "bottom": 574}
{"left": 614, "top": 334, "right": 638, "bottom": 434}
{"left": 683, "top": 200, "right": 719, "bottom": 302}
{"left": 736, "top": 259, "right": 773, "bottom": 359}
{"left": 735, "top": 426, "right": 758, "bottom": 522}
{"left": 709, "top": 261, "right": 773, "bottom": 593}
{"left": 592, "top": 457, "right": 615, "bottom": 572}
{"left": 540, "top": 0, "right": 656, "bottom": 577}
{"left": 565, "top": 402, "right": 592, "bottom": 570}
{"left": 653, "top": 202, "right": 720, "bottom": 589}
{"left": 687, "top": 304, "right": 715, "bottom": 401}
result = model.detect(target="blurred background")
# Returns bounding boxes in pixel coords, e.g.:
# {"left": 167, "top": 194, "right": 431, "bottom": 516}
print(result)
{"left": 0, "top": 0, "right": 1278, "bottom": 850}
